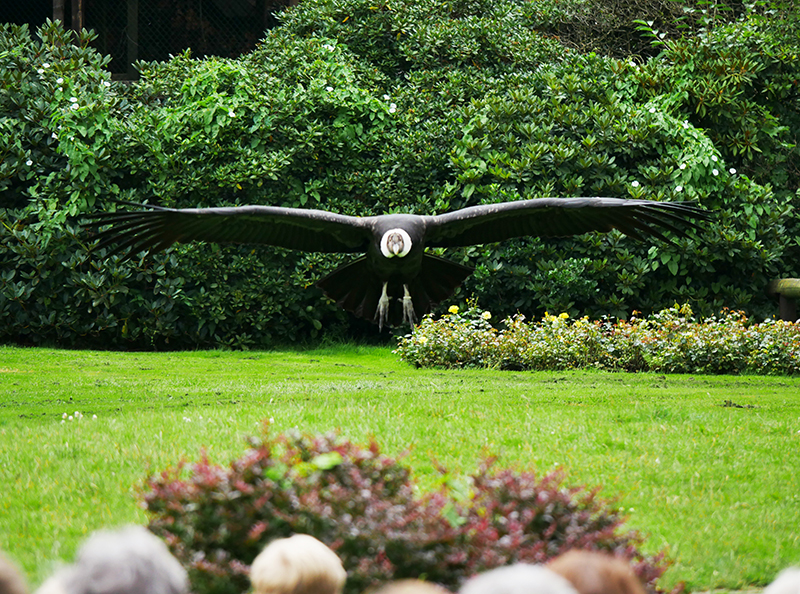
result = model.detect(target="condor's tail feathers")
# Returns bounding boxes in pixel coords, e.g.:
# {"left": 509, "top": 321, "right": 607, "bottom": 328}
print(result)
{"left": 316, "top": 254, "right": 473, "bottom": 329}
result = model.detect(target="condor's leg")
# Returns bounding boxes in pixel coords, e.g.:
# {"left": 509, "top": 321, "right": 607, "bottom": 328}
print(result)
{"left": 375, "top": 281, "right": 391, "bottom": 331}
{"left": 402, "top": 284, "right": 417, "bottom": 326}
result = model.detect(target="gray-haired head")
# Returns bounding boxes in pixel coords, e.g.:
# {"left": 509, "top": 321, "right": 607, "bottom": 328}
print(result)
{"left": 44, "top": 526, "right": 188, "bottom": 594}
{"left": 764, "top": 568, "right": 800, "bottom": 594}
{"left": 459, "top": 564, "right": 580, "bottom": 594}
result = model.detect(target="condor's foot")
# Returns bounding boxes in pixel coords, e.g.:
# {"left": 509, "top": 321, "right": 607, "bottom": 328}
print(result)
{"left": 375, "top": 281, "right": 390, "bottom": 332}
{"left": 402, "top": 284, "right": 417, "bottom": 326}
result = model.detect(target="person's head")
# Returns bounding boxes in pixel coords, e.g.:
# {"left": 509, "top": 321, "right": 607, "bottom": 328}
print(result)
{"left": 0, "top": 553, "right": 29, "bottom": 594}
{"left": 459, "top": 564, "right": 579, "bottom": 594}
{"left": 369, "top": 579, "right": 451, "bottom": 594}
{"left": 764, "top": 568, "right": 800, "bottom": 594}
{"left": 249, "top": 534, "right": 346, "bottom": 594}
{"left": 36, "top": 526, "right": 188, "bottom": 594}
{"left": 547, "top": 550, "right": 645, "bottom": 594}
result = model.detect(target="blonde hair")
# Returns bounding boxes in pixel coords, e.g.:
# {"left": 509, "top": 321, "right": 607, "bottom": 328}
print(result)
{"left": 249, "top": 534, "right": 346, "bottom": 594}
{"left": 547, "top": 551, "right": 645, "bottom": 594}
{"left": 370, "top": 579, "right": 451, "bottom": 594}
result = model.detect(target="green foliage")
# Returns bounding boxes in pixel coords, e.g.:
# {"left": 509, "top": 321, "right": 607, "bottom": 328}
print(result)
{"left": 1, "top": 4, "right": 799, "bottom": 348}
{"left": 143, "top": 428, "right": 670, "bottom": 594}
{"left": 120, "top": 38, "right": 395, "bottom": 211}
{"left": 279, "top": 0, "right": 565, "bottom": 76}
{"left": 0, "top": 212, "right": 345, "bottom": 348}
{"left": 0, "top": 21, "right": 123, "bottom": 224}
{"left": 635, "top": 2, "right": 800, "bottom": 195}
{"left": 395, "top": 303, "right": 800, "bottom": 374}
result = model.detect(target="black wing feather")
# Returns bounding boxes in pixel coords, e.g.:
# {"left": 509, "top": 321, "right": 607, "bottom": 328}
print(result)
{"left": 84, "top": 202, "right": 372, "bottom": 255}
{"left": 424, "top": 198, "right": 708, "bottom": 247}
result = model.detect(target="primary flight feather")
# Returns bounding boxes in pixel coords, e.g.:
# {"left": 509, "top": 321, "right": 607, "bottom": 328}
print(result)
{"left": 85, "top": 198, "right": 708, "bottom": 330}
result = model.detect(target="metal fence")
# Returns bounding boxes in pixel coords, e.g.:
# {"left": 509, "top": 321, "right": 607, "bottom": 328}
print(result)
{"left": 1, "top": 0, "right": 295, "bottom": 78}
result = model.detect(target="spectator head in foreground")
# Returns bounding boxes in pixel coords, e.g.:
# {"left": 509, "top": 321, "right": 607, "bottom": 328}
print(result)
{"left": 35, "top": 525, "right": 188, "bottom": 594}
{"left": 764, "top": 568, "right": 800, "bottom": 594}
{"left": 369, "top": 579, "right": 451, "bottom": 593}
{"left": 0, "top": 552, "right": 29, "bottom": 594}
{"left": 250, "top": 534, "right": 346, "bottom": 594}
{"left": 459, "top": 564, "right": 579, "bottom": 594}
{"left": 547, "top": 550, "right": 646, "bottom": 594}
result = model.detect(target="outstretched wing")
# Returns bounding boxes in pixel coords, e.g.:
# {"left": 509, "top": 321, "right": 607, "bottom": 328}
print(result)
{"left": 424, "top": 198, "right": 709, "bottom": 247}
{"left": 84, "top": 202, "right": 372, "bottom": 256}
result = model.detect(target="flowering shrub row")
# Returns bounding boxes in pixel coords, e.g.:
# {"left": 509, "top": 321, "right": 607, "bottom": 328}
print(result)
{"left": 142, "top": 428, "right": 671, "bottom": 594}
{"left": 394, "top": 304, "right": 800, "bottom": 375}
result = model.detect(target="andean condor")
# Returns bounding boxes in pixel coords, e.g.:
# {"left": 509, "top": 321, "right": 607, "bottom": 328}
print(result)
{"left": 85, "top": 198, "right": 708, "bottom": 330}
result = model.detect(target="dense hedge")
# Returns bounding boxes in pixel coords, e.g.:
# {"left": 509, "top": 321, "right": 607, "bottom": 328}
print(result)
{"left": 394, "top": 303, "right": 800, "bottom": 375}
{"left": 1, "top": 1, "right": 798, "bottom": 348}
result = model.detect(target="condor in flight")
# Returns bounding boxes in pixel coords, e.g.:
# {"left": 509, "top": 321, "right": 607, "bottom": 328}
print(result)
{"left": 86, "top": 198, "right": 708, "bottom": 330}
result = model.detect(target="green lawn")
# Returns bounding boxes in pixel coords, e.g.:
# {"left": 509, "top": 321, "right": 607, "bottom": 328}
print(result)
{"left": 1, "top": 345, "right": 798, "bottom": 591}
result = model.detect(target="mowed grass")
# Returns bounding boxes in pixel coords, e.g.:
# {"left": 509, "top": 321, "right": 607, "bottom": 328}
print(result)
{"left": 1, "top": 345, "right": 798, "bottom": 591}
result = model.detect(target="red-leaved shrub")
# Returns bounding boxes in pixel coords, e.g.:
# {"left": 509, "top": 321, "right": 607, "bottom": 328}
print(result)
{"left": 142, "top": 427, "right": 673, "bottom": 594}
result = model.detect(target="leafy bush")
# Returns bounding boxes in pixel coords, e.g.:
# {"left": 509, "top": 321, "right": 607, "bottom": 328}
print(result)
{"left": 0, "top": 211, "right": 348, "bottom": 348}
{"left": 395, "top": 303, "right": 800, "bottom": 375}
{"left": 2, "top": 3, "right": 799, "bottom": 348}
{"left": 635, "top": 2, "right": 800, "bottom": 198}
{"left": 0, "top": 20, "right": 123, "bottom": 220}
{"left": 142, "top": 428, "right": 672, "bottom": 594}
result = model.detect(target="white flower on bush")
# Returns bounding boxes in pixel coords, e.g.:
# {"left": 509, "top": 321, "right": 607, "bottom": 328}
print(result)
{"left": 37, "top": 69, "right": 44, "bottom": 74}
{"left": 26, "top": 159, "right": 33, "bottom": 166}
{"left": 648, "top": 107, "right": 656, "bottom": 113}
{"left": 729, "top": 168, "right": 737, "bottom": 175}
{"left": 711, "top": 155, "right": 718, "bottom": 162}
{"left": 228, "top": 109, "right": 235, "bottom": 117}
{"left": 679, "top": 163, "right": 686, "bottom": 170}
{"left": 712, "top": 169, "right": 719, "bottom": 176}
{"left": 56, "top": 77, "right": 64, "bottom": 84}
{"left": 631, "top": 180, "right": 640, "bottom": 188}
{"left": 675, "top": 185, "right": 683, "bottom": 192}
{"left": 326, "top": 86, "right": 334, "bottom": 92}
{"left": 43, "top": 62, "right": 50, "bottom": 68}
{"left": 383, "top": 94, "right": 391, "bottom": 100}
{"left": 322, "top": 43, "right": 335, "bottom": 51}
{"left": 389, "top": 103, "right": 397, "bottom": 113}
{"left": 482, "top": 311, "right": 492, "bottom": 320}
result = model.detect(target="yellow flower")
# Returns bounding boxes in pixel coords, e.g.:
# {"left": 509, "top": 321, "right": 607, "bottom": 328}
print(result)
{"left": 481, "top": 311, "right": 492, "bottom": 320}
{"left": 448, "top": 305, "right": 459, "bottom": 314}
{"left": 559, "top": 312, "right": 569, "bottom": 319}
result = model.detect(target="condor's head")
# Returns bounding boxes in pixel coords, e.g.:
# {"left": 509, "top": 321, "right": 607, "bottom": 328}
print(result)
{"left": 379, "top": 228, "right": 412, "bottom": 258}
